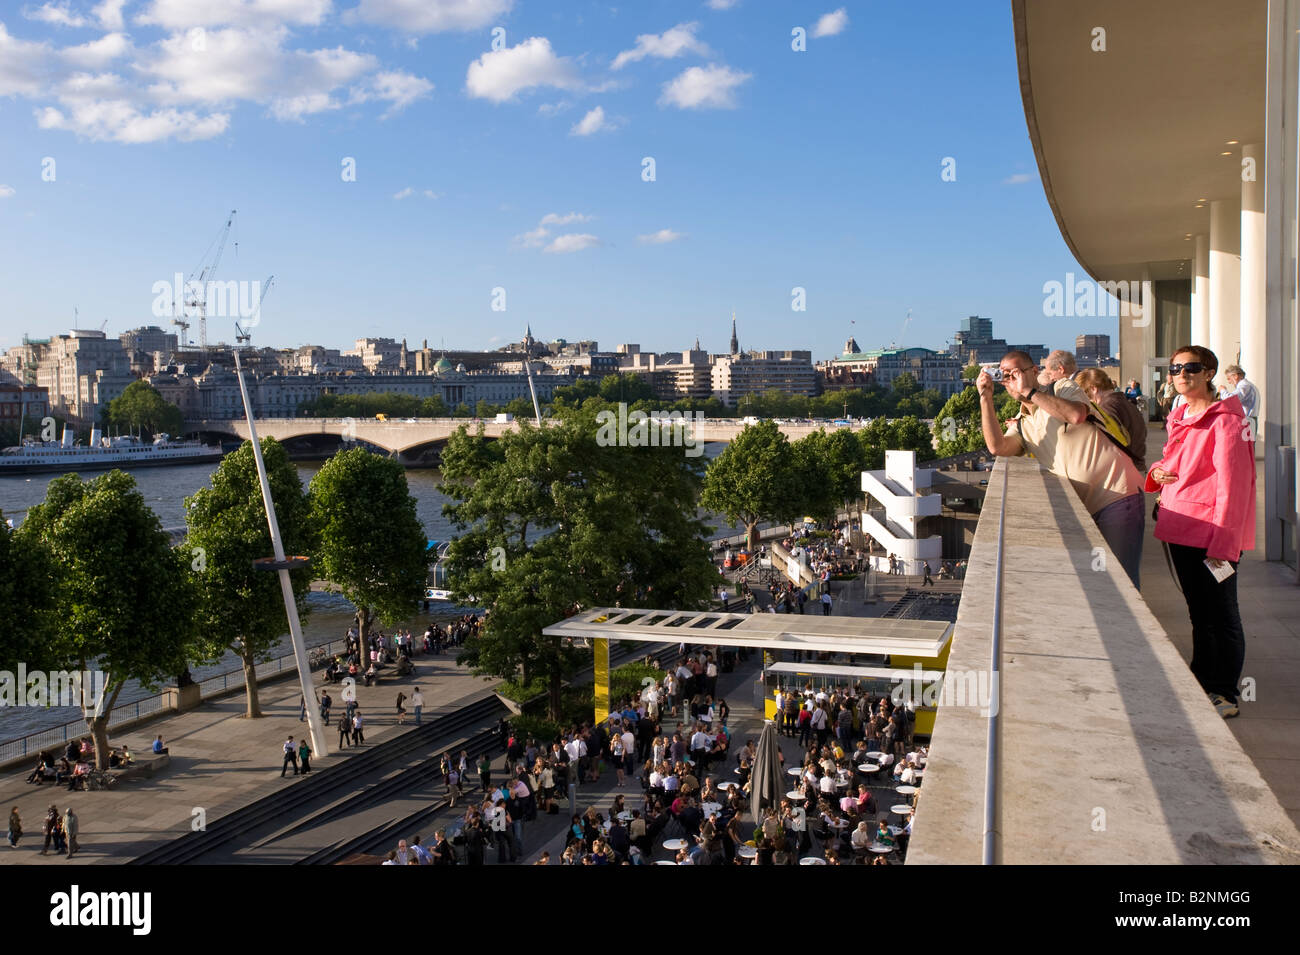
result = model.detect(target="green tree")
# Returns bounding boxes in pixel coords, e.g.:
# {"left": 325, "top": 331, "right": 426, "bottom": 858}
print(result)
{"left": 0, "top": 509, "right": 58, "bottom": 676}
{"left": 310, "top": 448, "right": 427, "bottom": 643}
{"left": 891, "top": 372, "right": 919, "bottom": 399}
{"left": 16, "top": 471, "right": 198, "bottom": 769}
{"left": 440, "top": 411, "right": 715, "bottom": 719}
{"left": 934, "top": 386, "right": 1020, "bottom": 457}
{"left": 106, "top": 380, "right": 184, "bottom": 437}
{"left": 184, "top": 439, "right": 316, "bottom": 718}
{"left": 701, "top": 420, "right": 803, "bottom": 552}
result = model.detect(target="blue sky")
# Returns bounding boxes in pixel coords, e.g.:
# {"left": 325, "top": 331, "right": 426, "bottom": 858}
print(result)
{"left": 0, "top": 0, "right": 1109, "bottom": 361}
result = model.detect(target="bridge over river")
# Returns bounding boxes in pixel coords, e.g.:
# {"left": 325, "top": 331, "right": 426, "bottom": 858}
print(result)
{"left": 187, "top": 416, "right": 864, "bottom": 464}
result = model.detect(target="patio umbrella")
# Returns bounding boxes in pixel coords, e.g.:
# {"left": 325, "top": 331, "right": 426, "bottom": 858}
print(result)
{"left": 750, "top": 719, "right": 785, "bottom": 826}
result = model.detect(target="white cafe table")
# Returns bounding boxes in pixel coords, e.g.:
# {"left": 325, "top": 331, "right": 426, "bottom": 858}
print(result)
{"left": 787, "top": 767, "right": 803, "bottom": 777}
{"left": 701, "top": 802, "right": 722, "bottom": 816}
{"left": 869, "top": 844, "right": 894, "bottom": 854}
{"left": 858, "top": 764, "right": 880, "bottom": 773}
{"left": 799, "top": 856, "right": 827, "bottom": 865}
{"left": 890, "top": 805, "right": 913, "bottom": 816}
{"left": 662, "top": 838, "right": 688, "bottom": 851}
{"left": 717, "top": 781, "right": 737, "bottom": 790}
{"left": 895, "top": 785, "right": 918, "bottom": 796}
{"left": 655, "top": 860, "right": 679, "bottom": 865}
{"left": 786, "top": 790, "right": 805, "bottom": 801}
{"left": 736, "top": 845, "right": 758, "bottom": 859}
{"left": 866, "top": 752, "right": 885, "bottom": 759}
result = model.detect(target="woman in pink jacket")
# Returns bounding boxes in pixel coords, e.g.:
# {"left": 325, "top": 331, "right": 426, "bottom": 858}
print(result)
{"left": 1146, "top": 345, "right": 1256, "bottom": 718}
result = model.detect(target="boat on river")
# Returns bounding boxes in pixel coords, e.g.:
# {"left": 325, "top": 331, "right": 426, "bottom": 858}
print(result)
{"left": 0, "top": 427, "right": 223, "bottom": 475}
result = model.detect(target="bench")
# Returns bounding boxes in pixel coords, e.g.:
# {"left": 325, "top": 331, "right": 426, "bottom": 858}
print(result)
{"left": 112, "top": 753, "right": 170, "bottom": 783}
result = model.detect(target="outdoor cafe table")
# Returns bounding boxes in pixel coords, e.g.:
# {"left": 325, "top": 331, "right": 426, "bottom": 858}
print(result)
{"left": 655, "top": 860, "right": 679, "bottom": 866}
{"left": 787, "top": 767, "right": 803, "bottom": 777}
{"left": 736, "top": 845, "right": 758, "bottom": 860}
{"left": 787, "top": 790, "right": 805, "bottom": 801}
{"left": 701, "top": 802, "right": 722, "bottom": 816}
{"left": 890, "top": 805, "right": 913, "bottom": 816}
{"left": 717, "top": 781, "right": 737, "bottom": 790}
{"left": 869, "top": 844, "right": 894, "bottom": 854}
{"left": 662, "top": 838, "right": 689, "bottom": 852}
{"left": 896, "top": 785, "right": 918, "bottom": 796}
{"left": 800, "top": 857, "right": 827, "bottom": 865}
{"left": 858, "top": 764, "right": 881, "bottom": 773}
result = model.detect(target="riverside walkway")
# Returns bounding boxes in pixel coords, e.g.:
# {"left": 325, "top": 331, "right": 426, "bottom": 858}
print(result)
{"left": 0, "top": 646, "right": 500, "bottom": 865}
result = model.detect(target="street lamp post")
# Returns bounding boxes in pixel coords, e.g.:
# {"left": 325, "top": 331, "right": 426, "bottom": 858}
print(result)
{"left": 233, "top": 346, "right": 329, "bottom": 759}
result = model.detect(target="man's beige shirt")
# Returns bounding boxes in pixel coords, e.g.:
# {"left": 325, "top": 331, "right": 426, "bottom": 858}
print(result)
{"left": 1004, "top": 378, "right": 1142, "bottom": 514}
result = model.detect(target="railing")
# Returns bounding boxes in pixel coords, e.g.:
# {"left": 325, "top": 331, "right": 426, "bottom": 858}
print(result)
{"left": 0, "top": 636, "right": 350, "bottom": 768}
{"left": 982, "top": 464, "right": 1008, "bottom": 865}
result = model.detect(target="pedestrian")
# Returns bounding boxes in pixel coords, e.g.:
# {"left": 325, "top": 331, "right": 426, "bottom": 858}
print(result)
{"left": 63, "top": 806, "right": 79, "bottom": 858}
{"left": 448, "top": 764, "right": 461, "bottom": 807}
{"left": 396, "top": 691, "right": 407, "bottom": 725}
{"left": 412, "top": 687, "right": 424, "bottom": 725}
{"left": 7, "top": 807, "right": 21, "bottom": 848}
{"left": 478, "top": 751, "right": 492, "bottom": 792}
{"left": 1148, "top": 345, "right": 1255, "bottom": 719}
{"left": 41, "top": 805, "right": 58, "bottom": 855}
{"left": 922, "top": 562, "right": 933, "bottom": 587}
{"left": 821, "top": 591, "right": 832, "bottom": 616}
{"left": 299, "top": 695, "right": 306, "bottom": 722}
{"left": 337, "top": 707, "right": 351, "bottom": 748}
{"left": 298, "top": 738, "right": 312, "bottom": 775}
{"left": 352, "top": 709, "right": 364, "bottom": 745}
{"left": 320, "top": 689, "right": 332, "bottom": 727}
{"left": 281, "top": 736, "right": 299, "bottom": 777}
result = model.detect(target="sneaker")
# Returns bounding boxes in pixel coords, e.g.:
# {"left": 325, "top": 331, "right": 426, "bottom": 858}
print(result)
{"left": 1209, "top": 693, "right": 1240, "bottom": 719}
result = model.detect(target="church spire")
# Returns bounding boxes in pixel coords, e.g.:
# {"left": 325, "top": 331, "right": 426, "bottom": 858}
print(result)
{"left": 729, "top": 311, "right": 739, "bottom": 355}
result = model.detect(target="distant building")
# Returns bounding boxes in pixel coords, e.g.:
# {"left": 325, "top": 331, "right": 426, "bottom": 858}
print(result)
{"left": 822, "top": 342, "right": 963, "bottom": 397}
{"left": 710, "top": 349, "right": 817, "bottom": 406}
{"left": 0, "top": 374, "right": 49, "bottom": 431}
{"left": 1, "top": 330, "right": 133, "bottom": 424}
{"left": 946, "top": 315, "right": 1047, "bottom": 366}
{"left": 120, "top": 326, "right": 179, "bottom": 375}
{"left": 1075, "top": 333, "right": 1112, "bottom": 365}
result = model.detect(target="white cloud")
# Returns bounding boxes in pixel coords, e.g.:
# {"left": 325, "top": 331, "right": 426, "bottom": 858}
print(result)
{"left": 270, "top": 91, "right": 338, "bottom": 120}
{"left": 513, "top": 225, "right": 549, "bottom": 247}
{"left": 537, "top": 100, "right": 571, "bottom": 115}
{"left": 570, "top": 105, "right": 613, "bottom": 136}
{"left": 811, "top": 8, "right": 849, "bottom": 38}
{"left": 349, "top": 0, "right": 513, "bottom": 33}
{"left": 61, "top": 32, "right": 132, "bottom": 68}
{"left": 637, "top": 228, "right": 684, "bottom": 244}
{"left": 94, "top": 0, "right": 127, "bottom": 30}
{"left": 136, "top": 0, "right": 332, "bottom": 29}
{"left": 539, "top": 212, "right": 591, "bottom": 226}
{"left": 1002, "top": 172, "right": 1035, "bottom": 185}
{"left": 423, "top": 189, "right": 438, "bottom": 199}
{"left": 544, "top": 233, "right": 599, "bottom": 254}
{"left": 0, "top": 24, "right": 51, "bottom": 97}
{"left": 706, "top": 0, "right": 739, "bottom": 9}
{"left": 393, "top": 186, "right": 414, "bottom": 199}
{"left": 23, "top": 2, "right": 90, "bottom": 27}
{"left": 466, "top": 36, "right": 582, "bottom": 103}
{"left": 0, "top": 185, "right": 16, "bottom": 198}
{"left": 611, "top": 21, "right": 708, "bottom": 70}
{"left": 659, "top": 63, "right": 750, "bottom": 109}
{"left": 355, "top": 69, "right": 434, "bottom": 117}
{"left": 36, "top": 100, "right": 230, "bottom": 142}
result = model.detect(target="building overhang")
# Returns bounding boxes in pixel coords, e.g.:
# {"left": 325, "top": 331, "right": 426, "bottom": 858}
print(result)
{"left": 1013, "top": 0, "right": 1266, "bottom": 282}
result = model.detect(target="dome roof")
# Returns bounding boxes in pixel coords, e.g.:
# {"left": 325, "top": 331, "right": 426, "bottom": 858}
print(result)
{"left": 433, "top": 356, "right": 454, "bottom": 375}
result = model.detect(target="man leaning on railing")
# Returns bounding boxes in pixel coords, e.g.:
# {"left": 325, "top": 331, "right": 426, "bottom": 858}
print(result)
{"left": 977, "top": 349, "right": 1145, "bottom": 588}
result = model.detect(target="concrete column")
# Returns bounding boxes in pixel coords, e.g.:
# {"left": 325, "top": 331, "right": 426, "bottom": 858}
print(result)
{"left": 1240, "top": 142, "right": 1267, "bottom": 434}
{"left": 1208, "top": 197, "right": 1241, "bottom": 374}
{"left": 1191, "top": 234, "right": 1210, "bottom": 346}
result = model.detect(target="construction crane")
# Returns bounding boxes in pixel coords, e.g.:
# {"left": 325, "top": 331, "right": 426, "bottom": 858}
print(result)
{"left": 235, "top": 275, "right": 273, "bottom": 346}
{"left": 184, "top": 209, "right": 237, "bottom": 356}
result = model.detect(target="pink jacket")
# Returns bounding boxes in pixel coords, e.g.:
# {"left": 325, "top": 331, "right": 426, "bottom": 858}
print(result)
{"left": 1145, "top": 395, "right": 1256, "bottom": 561}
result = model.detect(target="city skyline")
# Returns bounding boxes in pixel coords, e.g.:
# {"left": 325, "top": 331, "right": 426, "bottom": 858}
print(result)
{"left": 0, "top": 2, "right": 1110, "bottom": 361}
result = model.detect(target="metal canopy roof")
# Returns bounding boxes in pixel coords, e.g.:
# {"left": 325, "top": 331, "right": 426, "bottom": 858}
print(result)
{"left": 541, "top": 607, "right": 953, "bottom": 659}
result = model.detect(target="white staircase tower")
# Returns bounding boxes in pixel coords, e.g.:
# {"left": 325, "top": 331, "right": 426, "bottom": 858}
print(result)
{"left": 860, "top": 449, "right": 943, "bottom": 575}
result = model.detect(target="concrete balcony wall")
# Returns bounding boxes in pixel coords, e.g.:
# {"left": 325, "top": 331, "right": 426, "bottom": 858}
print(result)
{"left": 908, "top": 456, "right": 1299, "bottom": 864}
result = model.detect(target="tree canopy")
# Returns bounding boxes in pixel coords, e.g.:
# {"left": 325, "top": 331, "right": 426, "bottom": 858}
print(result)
{"left": 701, "top": 420, "right": 805, "bottom": 551}
{"left": 440, "top": 409, "right": 717, "bottom": 719}
{"left": 309, "top": 447, "right": 427, "bottom": 640}
{"left": 184, "top": 438, "right": 316, "bottom": 717}
{"left": 106, "top": 380, "right": 184, "bottom": 437}
{"left": 16, "top": 470, "right": 199, "bottom": 768}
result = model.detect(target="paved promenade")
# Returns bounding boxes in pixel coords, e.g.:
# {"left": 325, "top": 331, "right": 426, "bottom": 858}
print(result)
{"left": 0, "top": 646, "right": 499, "bottom": 864}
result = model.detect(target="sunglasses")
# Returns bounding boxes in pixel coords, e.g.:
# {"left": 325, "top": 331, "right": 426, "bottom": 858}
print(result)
{"left": 1169, "top": 362, "right": 1208, "bottom": 376}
